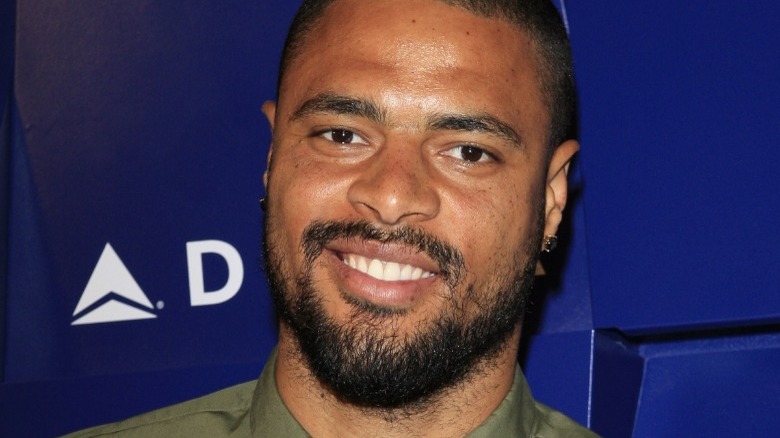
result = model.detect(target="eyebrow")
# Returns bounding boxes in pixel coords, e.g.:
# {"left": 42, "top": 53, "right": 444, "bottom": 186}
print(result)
{"left": 291, "top": 92, "right": 522, "bottom": 148}
{"left": 428, "top": 113, "right": 523, "bottom": 148}
{"left": 291, "top": 93, "right": 386, "bottom": 124}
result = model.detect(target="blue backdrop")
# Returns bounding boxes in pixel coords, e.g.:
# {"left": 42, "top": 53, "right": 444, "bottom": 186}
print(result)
{"left": 1, "top": 1, "right": 778, "bottom": 436}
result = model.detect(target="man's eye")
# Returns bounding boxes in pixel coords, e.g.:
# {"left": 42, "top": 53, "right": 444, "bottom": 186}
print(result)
{"left": 320, "top": 129, "right": 368, "bottom": 145}
{"left": 443, "top": 145, "right": 494, "bottom": 163}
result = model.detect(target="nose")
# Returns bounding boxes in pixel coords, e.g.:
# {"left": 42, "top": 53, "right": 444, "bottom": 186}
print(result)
{"left": 347, "top": 141, "right": 440, "bottom": 225}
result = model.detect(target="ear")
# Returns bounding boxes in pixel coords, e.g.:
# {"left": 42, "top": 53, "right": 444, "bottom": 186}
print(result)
{"left": 535, "top": 139, "right": 579, "bottom": 275}
{"left": 261, "top": 100, "right": 277, "bottom": 189}
{"left": 542, "top": 139, "right": 579, "bottom": 244}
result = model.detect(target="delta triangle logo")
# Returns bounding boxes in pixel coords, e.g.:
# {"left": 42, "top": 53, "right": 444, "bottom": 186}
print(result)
{"left": 71, "top": 243, "right": 157, "bottom": 325}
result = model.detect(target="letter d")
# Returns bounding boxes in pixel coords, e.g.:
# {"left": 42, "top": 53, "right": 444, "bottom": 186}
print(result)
{"left": 187, "top": 240, "right": 244, "bottom": 306}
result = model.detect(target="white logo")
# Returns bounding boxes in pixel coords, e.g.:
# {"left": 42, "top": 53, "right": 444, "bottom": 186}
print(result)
{"left": 71, "top": 243, "right": 156, "bottom": 325}
{"left": 72, "top": 240, "right": 245, "bottom": 326}
{"left": 186, "top": 240, "right": 244, "bottom": 306}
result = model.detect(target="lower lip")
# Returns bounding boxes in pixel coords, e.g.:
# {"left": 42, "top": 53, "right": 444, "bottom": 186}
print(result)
{"left": 326, "top": 251, "right": 436, "bottom": 308}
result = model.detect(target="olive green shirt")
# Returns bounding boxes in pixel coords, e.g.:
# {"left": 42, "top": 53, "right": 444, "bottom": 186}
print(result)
{"left": 64, "top": 350, "right": 599, "bottom": 437}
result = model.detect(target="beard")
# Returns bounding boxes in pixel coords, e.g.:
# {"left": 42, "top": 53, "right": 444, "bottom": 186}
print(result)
{"left": 263, "top": 216, "right": 542, "bottom": 412}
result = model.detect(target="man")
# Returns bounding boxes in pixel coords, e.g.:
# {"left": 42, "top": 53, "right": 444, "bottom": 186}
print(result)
{"left": 67, "top": 0, "right": 597, "bottom": 436}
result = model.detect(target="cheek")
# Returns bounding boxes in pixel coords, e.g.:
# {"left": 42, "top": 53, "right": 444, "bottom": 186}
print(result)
{"left": 279, "top": 162, "right": 355, "bottom": 220}
{"left": 267, "top": 152, "right": 355, "bottom": 259}
{"left": 442, "top": 181, "right": 538, "bottom": 270}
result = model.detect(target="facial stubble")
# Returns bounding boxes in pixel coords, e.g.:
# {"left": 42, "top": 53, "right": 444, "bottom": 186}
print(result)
{"left": 263, "top": 215, "right": 543, "bottom": 414}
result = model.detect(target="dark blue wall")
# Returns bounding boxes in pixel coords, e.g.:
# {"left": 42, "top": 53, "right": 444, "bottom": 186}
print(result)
{"left": 1, "top": 1, "right": 778, "bottom": 436}
{"left": 1, "top": 0, "right": 17, "bottom": 385}
{"left": 564, "top": 1, "right": 780, "bottom": 436}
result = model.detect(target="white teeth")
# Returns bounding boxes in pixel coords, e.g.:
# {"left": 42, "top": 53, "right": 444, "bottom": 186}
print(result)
{"left": 384, "top": 262, "right": 401, "bottom": 280}
{"left": 368, "top": 259, "right": 384, "bottom": 278}
{"left": 400, "top": 264, "right": 413, "bottom": 280}
{"left": 343, "top": 254, "right": 432, "bottom": 282}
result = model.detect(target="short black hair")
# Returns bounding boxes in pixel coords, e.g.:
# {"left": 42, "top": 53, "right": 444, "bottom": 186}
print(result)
{"left": 277, "top": 0, "right": 576, "bottom": 152}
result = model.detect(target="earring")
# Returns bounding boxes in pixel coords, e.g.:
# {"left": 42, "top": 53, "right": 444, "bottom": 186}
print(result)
{"left": 542, "top": 235, "right": 558, "bottom": 253}
{"left": 259, "top": 197, "right": 267, "bottom": 211}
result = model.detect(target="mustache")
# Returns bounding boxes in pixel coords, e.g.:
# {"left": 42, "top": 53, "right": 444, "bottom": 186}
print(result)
{"left": 301, "top": 220, "right": 465, "bottom": 287}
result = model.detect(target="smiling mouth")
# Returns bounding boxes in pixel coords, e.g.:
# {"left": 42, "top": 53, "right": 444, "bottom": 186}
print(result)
{"left": 341, "top": 253, "right": 434, "bottom": 282}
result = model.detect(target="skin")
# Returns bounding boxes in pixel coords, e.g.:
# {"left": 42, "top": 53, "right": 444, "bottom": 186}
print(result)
{"left": 262, "top": 0, "right": 579, "bottom": 436}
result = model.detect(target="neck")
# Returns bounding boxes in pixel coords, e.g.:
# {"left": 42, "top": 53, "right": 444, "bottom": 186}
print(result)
{"left": 274, "top": 325, "right": 522, "bottom": 438}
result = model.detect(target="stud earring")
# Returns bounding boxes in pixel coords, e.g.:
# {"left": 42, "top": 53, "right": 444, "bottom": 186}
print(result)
{"left": 542, "top": 235, "right": 558, "bottom": 253}
{"left": 259, "top": 197, "right": 267, "bottom": 211}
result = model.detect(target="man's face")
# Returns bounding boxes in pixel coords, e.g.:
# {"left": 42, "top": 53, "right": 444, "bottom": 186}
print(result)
{"left": 263, "top": 0, "right": 558, "bottom": 408}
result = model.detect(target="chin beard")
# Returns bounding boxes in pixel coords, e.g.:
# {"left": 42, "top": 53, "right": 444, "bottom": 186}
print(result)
{"left": 263, "top": 219, "right": 541, "bottom": 411}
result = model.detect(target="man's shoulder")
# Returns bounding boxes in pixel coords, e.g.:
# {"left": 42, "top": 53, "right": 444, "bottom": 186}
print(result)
{"left": 532, "top": 402, "right": 601, "bottom": 438}
{"left": 62, "top": 380, "right": 257, "bottom": 438}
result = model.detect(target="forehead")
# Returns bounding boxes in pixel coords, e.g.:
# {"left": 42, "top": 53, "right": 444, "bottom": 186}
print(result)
{"left": 280, "top": 0, "right": 547, "bottom": 143}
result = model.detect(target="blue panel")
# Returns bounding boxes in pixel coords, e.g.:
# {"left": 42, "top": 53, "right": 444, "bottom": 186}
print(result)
{"left": 5, "top": 100, "right": 62, "bottom": 381}
{"left": 590, "top": 331, "right": 644, "bottom": 438}
{"left": 5, "top": 0, "right": 300, "bottom": 383}
{"left": 567, "top": 1, "right": 780, "bottom": 332}
{"left": 634, "top": 330, "right": 780, "bottom": 437}
{"left": 0, "top": 0, "right": 16, "bottom": 380}
{"left": 0, "top": 358, "right": 266, "bottom": 437}
{"left": 0, "top": 106, "right": 7, "bottom": 380}
{"left": 522, "top": 330, "right": 594, "bottom": 427}
{"left": 3, "top": 1, "right": 306, "bottom": 432}
{"left": 0, "top": 0, "right": 12, "bottom": 99}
